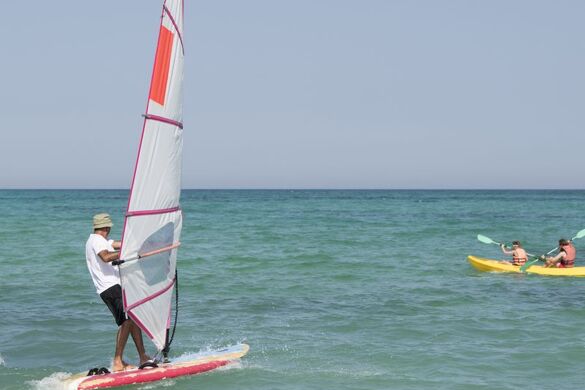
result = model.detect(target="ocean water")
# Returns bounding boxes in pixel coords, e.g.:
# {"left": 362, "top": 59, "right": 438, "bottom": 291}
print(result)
{"left": 1, "top": 190, "right": 585, "bottom": 390}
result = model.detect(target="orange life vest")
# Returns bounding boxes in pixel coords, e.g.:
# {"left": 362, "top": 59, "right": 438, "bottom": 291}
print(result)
{"left": 512, "top": 248, "right": 527, "bottom": 266}
{"left": 560, "top": 243, "right": 576, "bottom": 268}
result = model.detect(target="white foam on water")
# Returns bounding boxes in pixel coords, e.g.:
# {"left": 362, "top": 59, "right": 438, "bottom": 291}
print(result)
{"left": 172, "top": 343, "right": 243, "bottom": 363}
{"left": 27, "top": 372, "right": 71, "bottom": 390}
{"left": 165, "top": 343, "right": 248, "bottom": 373}
{"left": 0, "top": 353, "right": 5, "bottom": 366}
{"left": 217, "top": 360, "right": 244, "bottom": 371}
{"left": 137, "top": 379, "right": 176, "bottom": 389}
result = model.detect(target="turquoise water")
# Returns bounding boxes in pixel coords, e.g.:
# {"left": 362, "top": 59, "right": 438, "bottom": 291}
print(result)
{"left": 1, "top": 190, "right": 585, "bottom": 390}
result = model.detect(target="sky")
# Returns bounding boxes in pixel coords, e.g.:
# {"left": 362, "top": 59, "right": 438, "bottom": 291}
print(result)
{"left": 1, "top": 0, "right": 584, "bottom": 189}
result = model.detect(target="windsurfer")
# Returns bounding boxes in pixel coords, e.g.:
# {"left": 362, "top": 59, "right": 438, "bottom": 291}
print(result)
{"left": 85, "top": 213, "right": 151, "bottom": 372}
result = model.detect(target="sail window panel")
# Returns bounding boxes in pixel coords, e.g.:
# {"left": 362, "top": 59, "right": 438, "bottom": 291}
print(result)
{"left": 120, "top": 250, "right": 177, "bottom": 307}
{"left": 119, "top": 214, "right": 179, "bottom": 351}
{"left": 120, "top": 209, "right": 182, "bottom": 262}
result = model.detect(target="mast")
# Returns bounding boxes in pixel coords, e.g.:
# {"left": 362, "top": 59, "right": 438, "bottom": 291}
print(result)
{"left": 117, "top": 0, "right": 185, "bottom": 356}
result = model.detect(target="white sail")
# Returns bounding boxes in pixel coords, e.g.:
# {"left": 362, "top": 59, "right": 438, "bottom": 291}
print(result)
{"left": 119, "top": 0, "right": 184, "bottom": 352}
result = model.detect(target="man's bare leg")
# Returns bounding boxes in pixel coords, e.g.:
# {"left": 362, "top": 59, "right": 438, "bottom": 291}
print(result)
{"left": 129, "top": 321, "right": 151, "bottom": 365}
{"left": 113, "top": 320, "right": 134, "bottom": 372}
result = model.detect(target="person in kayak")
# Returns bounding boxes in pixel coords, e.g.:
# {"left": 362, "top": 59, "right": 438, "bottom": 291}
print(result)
{"left": 499, "top": 241, "right": 528, "bottom": 266}
{"left": 543, "top": 238, "right": 576, "bottom": 268}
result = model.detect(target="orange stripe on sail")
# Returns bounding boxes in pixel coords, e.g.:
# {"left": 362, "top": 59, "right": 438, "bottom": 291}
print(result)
{"left": 149, "top": 25, "right": 174, "bottom": 106}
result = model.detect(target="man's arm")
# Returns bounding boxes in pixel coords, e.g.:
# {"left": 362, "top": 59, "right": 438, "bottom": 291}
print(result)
{"left": 500, "top": 244, "right": 513, "bottom": 255}
{"left": 111, "top": 240, "right": 121, "bottom": 250}
{"left": 98, "top": 249, "right": 120, "bottom": 263}
{"left": 545, "top": 252, "right": 565, "bottom": 267}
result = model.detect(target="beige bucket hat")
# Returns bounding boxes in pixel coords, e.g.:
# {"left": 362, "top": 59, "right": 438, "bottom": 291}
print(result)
{"left": 93, "top": 213, "right": 113, "bottom": 229}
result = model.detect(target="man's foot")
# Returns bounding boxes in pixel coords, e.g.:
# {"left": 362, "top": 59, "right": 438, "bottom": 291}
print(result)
{"left": 112, "top": 360, "right": 136, "bottom": 372}
{"left": 139, "top": 355, "right": 152, "bottom": 366}
{"left": 112, "top": 363, "right": 125, "bottom": 372}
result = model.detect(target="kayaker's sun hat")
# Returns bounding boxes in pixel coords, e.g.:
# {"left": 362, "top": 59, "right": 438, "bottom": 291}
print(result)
{"left": 93, "top": 213, "right": 113, "bottom": 229}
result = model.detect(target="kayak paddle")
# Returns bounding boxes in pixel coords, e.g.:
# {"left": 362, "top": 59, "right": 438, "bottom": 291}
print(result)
{"left": 519, "top": 256, "right": 545, "bottom": 272}
{"left": 520, "top": 228, "right": 585, "bottom": 272}
{"left": 477, "top": 234, "right": 504, "bottom": 246}
{"left": 572, "top": 228, "right": 585, "bottom": 241}
{"left": 479, "top": 233, "right": 536, "bottom": 263}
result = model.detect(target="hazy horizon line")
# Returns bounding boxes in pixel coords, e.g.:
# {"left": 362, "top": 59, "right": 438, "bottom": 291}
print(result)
{"left": 2, "top": 187, "right": 585, "bottom": 191}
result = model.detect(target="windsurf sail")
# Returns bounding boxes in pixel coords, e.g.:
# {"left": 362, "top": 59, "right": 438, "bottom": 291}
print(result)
{"left": 118, "top": 0, "right": 185, "bottom": 356}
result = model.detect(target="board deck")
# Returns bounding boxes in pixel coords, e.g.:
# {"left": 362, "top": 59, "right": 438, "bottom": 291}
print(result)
{"left": 64, "top": 344, "right": 249, "bottom": 390}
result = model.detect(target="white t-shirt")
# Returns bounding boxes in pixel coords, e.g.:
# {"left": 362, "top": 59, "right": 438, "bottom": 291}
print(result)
{"left": 85, "top": 234, "right": 120, "bottom": 294}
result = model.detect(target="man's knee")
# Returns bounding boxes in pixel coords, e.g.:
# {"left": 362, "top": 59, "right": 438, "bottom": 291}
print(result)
{"left": 119, "top": 319, "right": 132, "bottom": 328}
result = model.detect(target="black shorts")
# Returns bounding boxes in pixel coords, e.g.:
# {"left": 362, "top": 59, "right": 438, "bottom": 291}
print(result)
{"left": 100, "top": 284, "right": 128, "bottom": 326}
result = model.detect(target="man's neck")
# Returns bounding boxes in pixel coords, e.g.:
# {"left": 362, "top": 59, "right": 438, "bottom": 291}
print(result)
{"left": 94, "top": 229, "right": 109, "bottom": 239}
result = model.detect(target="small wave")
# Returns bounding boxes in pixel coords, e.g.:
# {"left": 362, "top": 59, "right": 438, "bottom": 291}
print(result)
{"left": 177, "top": 339, "right": 247, "bottom": 360}
{"left": 0, "top": 353, "right": 4, "bottom": 366}
{"left": 218, "top": 360, "right": 243, "bottom": 371}
{"left": 137, "top": 380, "right": 176, "bottom": 389}
{"left": 27, "top": 372, "right": 71, "bottom": 390}
{"left": 170, "top": 342, "right": 249, "bottom": 373}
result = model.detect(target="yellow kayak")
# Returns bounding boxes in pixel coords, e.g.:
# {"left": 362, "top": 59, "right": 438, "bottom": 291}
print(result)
{"left": 467, "top": 255, "right": 585, "bottom": 277}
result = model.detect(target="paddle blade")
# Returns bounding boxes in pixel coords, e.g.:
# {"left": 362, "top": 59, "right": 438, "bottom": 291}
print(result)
{"left": 477, "top": 234, "right": 499, "bottom": 245}
{"left": 520, "top": 257, "right": 541, "bottom": 273}
{"left": 572, "top": 229, "right": 585, "bottom": 240}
